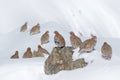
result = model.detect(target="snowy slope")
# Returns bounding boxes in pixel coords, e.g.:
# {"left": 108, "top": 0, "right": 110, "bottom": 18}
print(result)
{"left": 0, "top": 0, "right": 120, "bottom": 37}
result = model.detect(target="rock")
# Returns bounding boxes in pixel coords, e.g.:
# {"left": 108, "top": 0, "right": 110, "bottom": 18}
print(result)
{"left": 59, "top": 47, "right": 73, "bottom": 70}
{"left": 44, "top": 47, "right": 63, "bottom": 74}
{"left": 44, "top": 47, "right": 88, "bottom": 75}
{"left": 72, "top": 58, "right": 88, "bottom": 69}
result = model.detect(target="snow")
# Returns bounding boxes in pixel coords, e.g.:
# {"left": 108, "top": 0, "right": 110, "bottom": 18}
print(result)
{"left": 0, "top": 0, "right": 120, "bottom": 80}
{"left": 0, "top": 0, "right": 120, "bottom": 37}
{"left": 0, "top": 22, "right": 120, "bottom": 80}
{"left": 0, "top": 58, "right": 46, "bottom": 80}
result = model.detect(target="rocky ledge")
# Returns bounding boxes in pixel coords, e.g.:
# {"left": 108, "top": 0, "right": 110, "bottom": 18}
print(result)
{"left": 44, "top": 47, "right": 88, "bottom": 75}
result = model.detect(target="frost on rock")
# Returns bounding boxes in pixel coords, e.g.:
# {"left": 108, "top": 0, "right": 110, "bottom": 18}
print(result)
{"left": 44, "top": 47, "right": 88, "bottom": 75}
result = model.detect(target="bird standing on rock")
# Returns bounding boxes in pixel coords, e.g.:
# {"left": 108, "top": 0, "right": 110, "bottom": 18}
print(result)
{"left": 54, "top": 31, "right": 65, "bottom": 48}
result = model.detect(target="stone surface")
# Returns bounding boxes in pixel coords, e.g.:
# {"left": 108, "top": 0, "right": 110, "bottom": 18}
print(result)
{"left": 44, "top": 47, "right": 88, "bottom": 75}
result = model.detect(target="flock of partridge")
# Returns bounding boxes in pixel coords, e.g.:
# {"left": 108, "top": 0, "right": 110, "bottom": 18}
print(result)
{"left": 11, "top": 22, "right": 112, "bottom": 60}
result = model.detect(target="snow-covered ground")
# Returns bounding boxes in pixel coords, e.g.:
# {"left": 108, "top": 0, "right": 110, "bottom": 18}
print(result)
{"left": 0, "top": 0, "right": 120, "bottom": 37}
{"left": 0, "top": 0, "right": 120, "bottom": 80}
{"left": 0, "top": 22, "right": 120, "bottom": 80}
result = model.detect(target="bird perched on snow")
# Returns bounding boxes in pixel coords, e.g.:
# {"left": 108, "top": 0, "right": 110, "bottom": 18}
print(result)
{"left": 101, "top": 42, "right": 112, "bottom": 60}
{"left": 70, "top": 31, "right": 82, "bottom": 49}
{"left": 79, "top": 35, "right": 97, "bottom": 53}
{"left": 41, "top": 31, "right": 49, "bottom": 45}
{"left": 23, "top": 47, "right": 32, "bottom": 58}
{"left": 54, "top": 31, "right": 65, "bottom": 48}
{"left": 33, "top": 45, "right": 49, "bottom": 57}
{"left": 30, "top": 23, "right": 40, "bottom": 35}
{"left": 11, "top": 51, "right": 19, "bottom": 59}
{"left": 20, "top": 22, "right": 27, "bottom": 32}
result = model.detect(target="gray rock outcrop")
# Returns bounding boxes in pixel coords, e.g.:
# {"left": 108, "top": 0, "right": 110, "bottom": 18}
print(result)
{"left": 44, "top": 47, "right": 88, "bottom": 75}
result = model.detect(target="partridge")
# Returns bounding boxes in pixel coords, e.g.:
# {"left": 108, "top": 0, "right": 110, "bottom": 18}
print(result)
{"left": 79, "top": 36, "right": 97, "bottom": 53}
{"left": 11, "top": 51, "right": 19, "bottom": 59}
{"left": 101, "top": 42, "right": 112, "bottom": 60}
{"left": 23, "top": 47, "right": 32, "bottom": 58}
{"left": 41, "top": 31, "right": 49, "bottom": 45}
{"left": 20, "top": 22, "right": 27, "bottom": 32}
{"left": 54, "top": 31, "right": 65, "bottom": 48}
{"left": 33, "top": 45, "right": 49, "bottom": 57}
{"left": 30, "top": 23, "right": 40, "bottom": 35}
{"left": 70, "top": 31, "right": 82, "bottom": 49}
